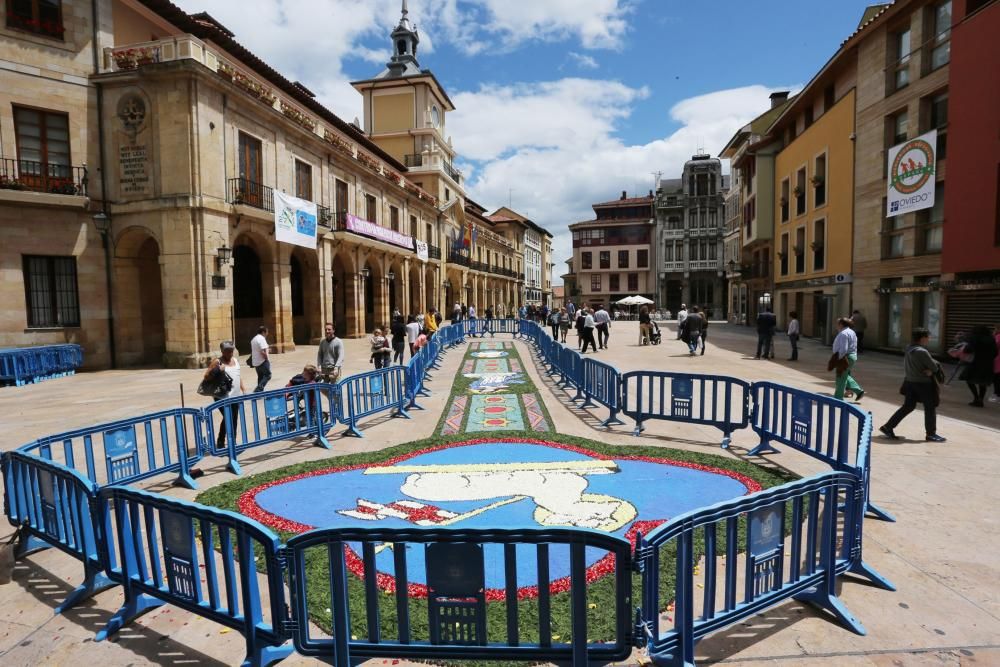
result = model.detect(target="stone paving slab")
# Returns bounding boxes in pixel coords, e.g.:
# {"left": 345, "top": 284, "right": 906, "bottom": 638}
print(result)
{"left": 0, "top": 325, "right": 998, "bottom": 665}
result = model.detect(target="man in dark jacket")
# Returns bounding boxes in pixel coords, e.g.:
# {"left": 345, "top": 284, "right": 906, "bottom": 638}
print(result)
{"left": 755, "top": 308, "right": 777, "bottom": 359}
{"left": 681, "top": 306, "right": 704, "bottom": 356}
{"left": 880, "top": 328, "right": 946, "bottom": 442}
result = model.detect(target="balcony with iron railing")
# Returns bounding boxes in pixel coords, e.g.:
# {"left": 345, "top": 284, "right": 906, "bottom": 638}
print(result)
{"left": 448, "top": 251, "right": 470, "bottom": 268}
{"left": 427, "top": 243, "right": 441, "bottom": 260}
{"left": 317, "top": 205, "right": 333, "bottom": 229}
{"left": 227, "top": 177, "right": 274, "bottom": 212}
{"left": 0, "top": 158, "right": 87, "bottom": 197}
{"left": 404, "top": 152, "right": 463, "bottom": 186}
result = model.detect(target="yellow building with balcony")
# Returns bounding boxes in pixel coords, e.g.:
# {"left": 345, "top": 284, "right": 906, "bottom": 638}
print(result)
{"left": 771, "top": 72, "right": 857, "bottom": 342}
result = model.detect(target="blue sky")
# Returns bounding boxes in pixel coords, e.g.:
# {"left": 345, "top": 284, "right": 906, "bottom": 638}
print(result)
{"left": 175, "top": 0, "right": 880, "bottom": 277}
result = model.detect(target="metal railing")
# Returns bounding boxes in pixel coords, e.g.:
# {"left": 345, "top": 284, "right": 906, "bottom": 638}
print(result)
{"left": 0, "top": 158, "right": 87, "bottom": 196}
{"left": 404, "top": 153, "right": 424, "bottom": 167}
{"left": 427, "top": 243, "right": 441, "bottom": 260}
{"left": 317, "top": 205, "right": 333, "bottom": 228}
{"left": 443, "top": 160, "right": 462, "bottom": 184}
{"left": 448, "top": 251, "right": 470, "bottom": 267}
{"left": 227, "top": 177, "right": 274, "bottom": 212}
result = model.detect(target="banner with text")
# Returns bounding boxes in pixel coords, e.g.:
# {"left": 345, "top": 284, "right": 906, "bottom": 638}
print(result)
{"left": 345, "top": 213, "right": 415, "bottom": 250}
{"left": 274, "top": 191, "right": 318, "bottom": 249}
{"left": 886, "top": 129, "right": 936, "bottom": 217}
{"left": 415, "top": 239, "right": 429, "bottom": 262}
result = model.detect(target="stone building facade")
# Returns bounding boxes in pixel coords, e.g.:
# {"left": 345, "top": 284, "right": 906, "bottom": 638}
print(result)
{"left": 486, "top": 206, "right": 554, "bottom": 308}
{"left": 723, "top": 168, "right": 745, "bottom": 323}
{"left": 654, "top": 154, "right": 728, "bottom": 318}
{"left": 570, "top": 192, "right": 655, "bottom": 310}
{"left": 0, "top": 0, "right": 525, "bottom": 369}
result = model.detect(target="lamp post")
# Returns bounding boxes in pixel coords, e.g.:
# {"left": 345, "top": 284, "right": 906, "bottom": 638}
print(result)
{"left": 92, "top": 213, "right": 116, "bottom": 369}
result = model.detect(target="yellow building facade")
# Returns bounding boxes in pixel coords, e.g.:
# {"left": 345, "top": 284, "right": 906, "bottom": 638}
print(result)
{"left": 771, "top": 79, "right": 857, "bottom": 341}
{"left": 0, "top": 0, "right": 525, "bottom": 368}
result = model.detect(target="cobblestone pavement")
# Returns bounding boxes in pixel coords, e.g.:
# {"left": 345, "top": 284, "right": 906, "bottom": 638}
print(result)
{"left": 1, "top": 324, "right": 998, "bottom": 666}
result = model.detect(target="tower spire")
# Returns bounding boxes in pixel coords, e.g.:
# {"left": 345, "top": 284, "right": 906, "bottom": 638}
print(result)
{"left": 385, "top": 0, "right": 420, "bottom": 76}
{"left": 400, "top": 0, "right": 410, "bottom": 28}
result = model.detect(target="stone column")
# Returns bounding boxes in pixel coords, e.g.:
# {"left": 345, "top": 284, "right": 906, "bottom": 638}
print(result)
{"left": 346, "top": 273, "right": 363, "bottom": 337}
{"left": 401, "top": 258, "right": 412, "bottom": 316}
{"left": 273, "top": 244, "right": 294, "bottom": 353}
{"left": 417, "top": 265, "right": 427, "bottom": 315}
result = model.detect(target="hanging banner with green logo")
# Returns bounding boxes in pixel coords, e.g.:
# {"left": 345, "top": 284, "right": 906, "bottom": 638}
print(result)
{"left": 886, "top": 129, "right": 936, "bottom": 218}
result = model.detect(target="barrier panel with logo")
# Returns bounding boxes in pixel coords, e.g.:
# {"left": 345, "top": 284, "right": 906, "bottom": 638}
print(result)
{"left": 579, "top": 358, "right": 625, "bottom": 426}
{"left": 204, "top": 385, "right": 332, "bottom": 475}
{"left": 621, "top": 371, "right": 751, "bottom": 447}
{"left": 96, "top": 486, "right": 292, "bottom": 666}
{"left": 637, "top": 471, "right": 865, "bottom": 666}
{"left": 284, "top": 525, "right": 634, "bottom": 667}
{"left": 1, "top": 451, "right": 114, "bottom": 612}
{"left": 22, "top": 408, "right": 206, "bottom": 489}
{"left": 337, "top": 366, "right": 410, "bottom": 438}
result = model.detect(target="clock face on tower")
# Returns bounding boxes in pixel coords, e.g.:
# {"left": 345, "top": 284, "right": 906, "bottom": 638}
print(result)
{"left": 430, "top": 105, "right": 440, "bottom": 128}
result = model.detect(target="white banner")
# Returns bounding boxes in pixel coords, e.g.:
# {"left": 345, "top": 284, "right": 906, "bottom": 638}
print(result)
{"left": 274, "top": 190, "right": 318, "bottom": 249}
{"left": 886, "top": 129, "right": 936, "bottom": 217}
{"left": 415, "top": 239, "right": 429, "bottom": 262}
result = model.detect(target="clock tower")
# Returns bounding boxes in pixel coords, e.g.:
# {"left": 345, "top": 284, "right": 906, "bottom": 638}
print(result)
{"left": 352, "top": 1, "right": 462, "bottom": 205}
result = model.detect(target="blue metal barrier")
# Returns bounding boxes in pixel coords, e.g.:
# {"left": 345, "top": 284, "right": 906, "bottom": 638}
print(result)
{"left": 204, "top": 384, "right": 331, "bottom": 476}
{"left": 558, "top": 345, "right": 583, "bottom": 396}
{"left": 637, "top": 471, "right": 865, "bottom": 666}
{"left": 404, "top": 348, "right": 430, "bottom": 410}
{"left": 748, "top": 382, "right": 894, "bottom": 523}
{"left": 283, "top": 526, "right": 634, "bottom": 667}
{"left": 1, "top": 451, "right": 115, "bottom": 613}
{"left": 621, "top": 371, "right": 750, "bottom": 447}
{"left": 96, "top": 486, "right": 292, "bottom": 666}
{"left": 1, "top": 343, "right": 83, "bottom": 387}
{"left": 579, "top": 358, "right": 625, "bottom": 426}
{"left": 21, "top": 408, "right": 206, "bottom": 489}
{"left": 337, "top": 365, "right": 410, "bottom": 438}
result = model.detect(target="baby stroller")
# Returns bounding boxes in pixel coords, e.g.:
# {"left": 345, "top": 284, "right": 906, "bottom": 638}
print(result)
{"left": 649, "top": 320, "right": 662, "bottom": 345}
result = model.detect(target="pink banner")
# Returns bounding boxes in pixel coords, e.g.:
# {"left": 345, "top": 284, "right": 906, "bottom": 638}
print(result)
{"left": 345, "top": 213, "right": 414, "bottom": 250}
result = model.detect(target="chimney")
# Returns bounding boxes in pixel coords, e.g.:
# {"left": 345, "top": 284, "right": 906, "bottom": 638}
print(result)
{"left": 621, "top": 190, "right": 627, "bottom": 200}
{"left": 769, "top": 91, "right": 790, "bottom": 109}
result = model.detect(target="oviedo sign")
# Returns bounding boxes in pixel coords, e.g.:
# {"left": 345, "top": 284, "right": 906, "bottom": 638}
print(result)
{"left": 886, "top": 129, "right": 937, "bottom": 217}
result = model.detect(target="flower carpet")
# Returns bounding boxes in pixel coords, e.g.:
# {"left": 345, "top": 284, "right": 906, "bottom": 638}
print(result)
{"left": 195, "top": 335, "right": 795, "bottom": 653}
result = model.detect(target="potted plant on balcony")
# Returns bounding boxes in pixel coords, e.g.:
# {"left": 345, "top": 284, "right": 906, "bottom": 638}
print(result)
{"left": 810, "top": 175, "right": 824, "bottom": 188}
{"left": 792, "top": 245, "right": 804, "bottom": 256}
{"left": 135, "top": 46, "right": 156, "bottom": 66}
{"left": 810, "top": 240, "right": 823, "bottom": 251}
{"left": 792, "top": 185, "right": 804, "bottom": 198}
{"left": 112, "top": 49, "right": 138, "bottom": 70}
{"left": 0, "top": 175, "right": 27, "bottom": 191}
{"left": 779, "top": 196, "right": 788, "bottom": 207}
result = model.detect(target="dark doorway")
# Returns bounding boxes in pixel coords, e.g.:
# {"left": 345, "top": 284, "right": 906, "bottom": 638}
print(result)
{"left": 233, "top": 245, "right": 263, "bottom": 345}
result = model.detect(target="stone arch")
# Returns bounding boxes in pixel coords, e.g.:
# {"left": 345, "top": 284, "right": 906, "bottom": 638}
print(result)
{"left": 232, "top": 231, "right": 276, "bottom": 349}
{"left": 330, "top": 247, "right": 356, "bottom": 338}
{"left": 290, "top": 247, "right": 322, "bottom": 345}
{"left": 113, "top": 226, "right": 165, "bottom": 366}
{"left": 387, "top": 256, "right": 405, "bottom": 319}
{"left": 361, "top": 254, "right": 384, "bottom": 333}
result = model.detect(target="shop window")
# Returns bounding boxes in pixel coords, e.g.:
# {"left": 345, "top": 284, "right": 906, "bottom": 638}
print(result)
{"left": 6, "top": 0, "right": 64, "bottom": 39}
{"left": 929, "top": 1, "right": 951, "bottom": 71}
{"left": 22, "top": 255, "right": 79, "bottom": 327}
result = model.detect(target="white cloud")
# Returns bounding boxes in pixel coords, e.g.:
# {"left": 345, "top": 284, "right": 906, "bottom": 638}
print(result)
{"left": 462, "top": 0, "right": 631, "bottom": 51}
{"left": 452, "top": 84, "right": 797, "bottom": 282}
{"left": 568, "top": 52, "right": 600, "bottom": 69}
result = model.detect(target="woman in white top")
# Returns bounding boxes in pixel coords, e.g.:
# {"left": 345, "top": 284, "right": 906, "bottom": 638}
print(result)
{"left": 787, "top": 311, "right": 801, "bottom": 361}
{"left": 206, "top": 341, "right": 246, "bottom": 448}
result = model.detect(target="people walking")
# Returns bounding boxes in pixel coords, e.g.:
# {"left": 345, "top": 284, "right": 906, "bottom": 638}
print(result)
{"left": 390, "top": 315, "right": 407, "bottom": 365}
{"left": 249, "top": 325, "right": 271, "bottom": 392}
{"left": 405, "top": 314, "right": 421, "bottom": 359}
{"left": 961, "top": 325, "right": 999, "bottom": 407}
{"left": 548, "top": 308, "right": 561, "bottom": 340}
{"left": 467, "top": 304, "right": 478, "bottom": 337}
{"left": 425, "top": 307, "right": 439, "bottom": 339}
{"left": 830, "top": 317, "right": 864, "bottom": 401}
{"left": 699, "top": 309, "right": 709, "bottom": 356}
{"left": 575, "top": 308, "right": 587, "bottom": 351}
{"left": 206, "top": 341, "right": 245, "bottom": 448}
{"left": 370, "top": 328, "right": 391, "bottom": 369}
{"left": 638, "top": 306, "right": 652, "bottom": 345}
{"left": 581, "top": 308, "right": 598, "bottom": 353}
{"left": 676, "top": 304, "right": 688, "bottom": 340}
{"left": 483, "top": 305, "right": 495, "bottom": 337}
{"left": 594, "top": 305, "right": 611, "bottom": 349}
{"left": 755, "top": 308, "right": 776, "bottom": 359}
{"left": 787, "top": 311, "right": 800, "bottom": 361}
{"left": 880, "top": 328, "right": 946, "bottom": 442}
{"left": 681, "top": 306, "right": 704, "bottom": 356}
{"left": 852, "top": 309, "right": 868, "bottom": 353}
{"left": 558, "top": 307, "right": 570, "bottom": 343}
{"left": 317, "top": 323, "right": 345, "bottom": 383}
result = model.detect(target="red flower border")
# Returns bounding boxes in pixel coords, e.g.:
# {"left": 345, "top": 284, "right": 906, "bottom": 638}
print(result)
{"left": 237, "top": 438, "right": 762, "bottom": 600}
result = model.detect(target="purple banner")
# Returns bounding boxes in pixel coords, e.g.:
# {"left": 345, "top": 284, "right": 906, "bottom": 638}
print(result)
{"left": 345, "top": 213, "right": 414, "bottom": 250}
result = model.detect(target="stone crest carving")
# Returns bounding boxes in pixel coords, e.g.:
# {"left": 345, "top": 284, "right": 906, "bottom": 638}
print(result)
{"left": 117, "top": 94, "right": 147, "bottom": 142}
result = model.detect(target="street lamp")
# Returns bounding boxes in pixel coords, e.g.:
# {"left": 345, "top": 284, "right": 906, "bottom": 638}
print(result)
{"left": 360, "top": 266, "right": 371, "bottom": 279}
{"left": 216, "top": 245, "right": 233, "bottom": 268}
{"left": 92, "top": 212, "right": 116, "bottom": 369}
{"left": 387, "top": 270, "right": 395, "bottom": 282}
{"left": 442, "top": 278, "right": 451, "bottom": 288}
